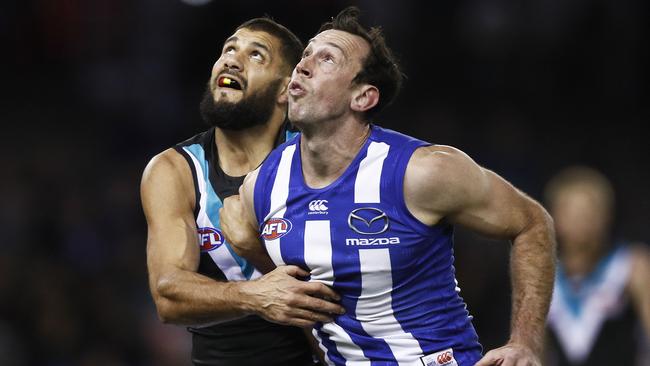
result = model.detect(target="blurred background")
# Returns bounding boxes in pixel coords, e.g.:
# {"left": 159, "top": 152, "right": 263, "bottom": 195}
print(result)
{"left": 1, "top": 0, "right": 648, "bottom": 365}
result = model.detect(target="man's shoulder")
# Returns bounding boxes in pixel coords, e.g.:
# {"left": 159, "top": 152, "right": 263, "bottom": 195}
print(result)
{"left": 143, "top": 148, "right": 192, "bottom": 184}
{"left": 408, "top": 145, "right": 475, "bottom": 181}
{"left": 174, "top": 127, "right": 214, "bottom": 150}
{"left": 369, "top": 124, "right": 428, "bottom": 148}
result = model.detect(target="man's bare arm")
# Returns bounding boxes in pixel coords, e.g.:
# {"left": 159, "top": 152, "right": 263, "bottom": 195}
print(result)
{"left": 220, "top": 168, "right": 276, "bottom": 273}
{"left": 142, "top": 149, "right": 248, "bottom": 325}
{"left": 405, "top": 145, "right": 556, "bottom": 365}
{"left": 142, "top": 150, "right": 344, "bottom": 327}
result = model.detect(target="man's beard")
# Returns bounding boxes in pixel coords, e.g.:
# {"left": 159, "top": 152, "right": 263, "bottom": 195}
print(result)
{"left": 199, "top": 78, "right": 282, "bottom": 131}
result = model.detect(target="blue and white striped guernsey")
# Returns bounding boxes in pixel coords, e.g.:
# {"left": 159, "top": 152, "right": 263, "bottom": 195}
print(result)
{"left": 254, "top": 125, "right": 483, "bottom": 366}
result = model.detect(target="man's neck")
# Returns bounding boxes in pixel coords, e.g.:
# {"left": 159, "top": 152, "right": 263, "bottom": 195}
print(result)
{"left": 561, "top": 238, "right": 609, "bottom": 278}
{"left": 299, "top": 115, "right": 371, "bottom": 189}
{"left": 214, "top": 111, "right": 285, "bottom": 177}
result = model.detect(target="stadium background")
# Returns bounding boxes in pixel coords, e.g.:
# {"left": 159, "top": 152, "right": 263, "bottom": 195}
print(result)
{"left": 1, "top": 0, "right": 648, "bottom": 364}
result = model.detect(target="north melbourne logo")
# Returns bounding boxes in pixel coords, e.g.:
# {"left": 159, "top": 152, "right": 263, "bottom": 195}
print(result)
{"left": 308, "top": 200, "right": 328, "bottom": 215}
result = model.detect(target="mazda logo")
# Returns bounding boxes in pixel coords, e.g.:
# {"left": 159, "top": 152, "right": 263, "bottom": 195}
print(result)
{"left": 347, "top": 207, "right": 389, "bottom": 235}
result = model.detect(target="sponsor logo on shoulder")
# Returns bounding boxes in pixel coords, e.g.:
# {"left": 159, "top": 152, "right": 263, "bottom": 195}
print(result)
{"left": 308, "top": 200, "right": 329, "bottom": 215}
{"left": 261, "top": 218, "right": 293, "bottom": 240}
{"left": 420, "top": 348, "right": 458, "bottom": 366}
{"left": 345, "top": 237, "right": 401, "bottom": 246}
{"left": 198, "top": 227, "right": 224, "bottom": 252}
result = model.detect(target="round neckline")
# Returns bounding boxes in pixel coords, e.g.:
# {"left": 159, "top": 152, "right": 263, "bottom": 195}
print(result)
{"left": 295, "top": 125, "right": 375, "bottom": 193}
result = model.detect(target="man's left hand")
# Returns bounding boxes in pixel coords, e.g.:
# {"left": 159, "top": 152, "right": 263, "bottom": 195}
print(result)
{"left": 474, "top": 342, "right": 540, "bottom": 366}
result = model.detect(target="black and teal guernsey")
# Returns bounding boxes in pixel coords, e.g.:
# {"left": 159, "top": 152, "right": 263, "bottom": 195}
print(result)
{"left": 546, "top": 245, "right": 642, "bottom": 366}
{"left": 173, "top": 124, "right": 314, "bottom": 366}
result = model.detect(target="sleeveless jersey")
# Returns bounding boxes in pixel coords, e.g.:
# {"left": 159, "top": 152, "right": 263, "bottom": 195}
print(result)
{"left": 174, "top": 125, "right": 314, "bottom": 366}
{"left": 546, "top": 245, "right": 641, "bottom": 366}
{"left": 254, "top": 125, "right": 482, "bottom": 366}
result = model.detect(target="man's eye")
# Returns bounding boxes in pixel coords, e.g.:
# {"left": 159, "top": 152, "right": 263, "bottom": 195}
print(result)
{"left": 224, "top": 47, "right": 235, "bottom": 55}
{"left": 251, "top": 52, "right": 264, "bottom": 62}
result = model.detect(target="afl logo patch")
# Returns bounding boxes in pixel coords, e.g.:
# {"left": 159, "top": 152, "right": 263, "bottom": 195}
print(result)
{"left": 261, "top": 218, "right": 292, "bottom": 240}
{"left": 198, "top": 227, "right": 224, "bottom": 252}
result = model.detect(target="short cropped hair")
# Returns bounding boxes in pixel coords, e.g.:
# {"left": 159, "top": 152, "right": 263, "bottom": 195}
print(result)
{"left": 318, "top": 7, "right": 403, "bottom": 119}
{"left": 237, "top": 17, "right": 304, "bottom": 75}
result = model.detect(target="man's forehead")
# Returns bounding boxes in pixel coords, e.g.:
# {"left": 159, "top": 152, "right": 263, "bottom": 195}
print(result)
{"left": 226, "top": 28, "right": 278, "bottom": 51}
{"left": 309, "top": 29, "right": 369, "bottom": 56}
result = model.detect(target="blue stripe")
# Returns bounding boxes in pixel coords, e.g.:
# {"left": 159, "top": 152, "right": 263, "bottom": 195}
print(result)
{"left": 184, "top": 144, "right": 255, "bottom": 279}
{"left": 286, "top": 130, "right": 299, "bottom": 142}
{"left": 315, "top": 324, "right": 346, "bottom": 366}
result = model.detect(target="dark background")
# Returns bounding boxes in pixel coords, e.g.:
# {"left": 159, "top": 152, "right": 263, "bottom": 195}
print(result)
{"left": 1, "top": 0, "right": 648, "bottom": 364}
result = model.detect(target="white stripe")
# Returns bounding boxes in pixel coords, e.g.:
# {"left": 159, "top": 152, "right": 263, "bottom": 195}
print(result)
{"left": 184, "top": 148, "right": 246, "bottom": 280}
{"left": 319, "top": 322, "right": 370, "bottom": 365}
{"left": 250, "top": 268, "right": 263, "bottom": 280}
{"left": 184, "top": 147, "right": 210, "bottom": 228}
{"left": 305, "top": 220, "right": 369, "bottom": 365}
{"left": 263, "top": 145, "right": 296, "bottom": 265}
{"left": 304, "top": 221, "right": 335, "bottom": 286}
{"left": 358, "top": 249, "right": 423, "bottom": 364}
{"left": 208, "top": 246, "right": 245, "bottom": 280}
{"left": 354, "top": 142, "right": 390, "bottom": 203}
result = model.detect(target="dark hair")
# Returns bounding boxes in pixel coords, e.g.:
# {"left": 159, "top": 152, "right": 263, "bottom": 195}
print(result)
{"left": 237, "top": 17, "right": 304, "bottom": 75}
{"left": 318, "top": 6, "right": 403, "bottom": 119}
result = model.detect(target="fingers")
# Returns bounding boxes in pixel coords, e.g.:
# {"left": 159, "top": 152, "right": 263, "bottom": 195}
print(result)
{"left": 303, "top": 281, "right": 341, "bottom": 301}
{"left": 299, "top": 294, "right": 345, "bottom": 315}
{"left": 475, "top": 346, "right": 539, "bottom": 366}
{"left": 474, "top": 350, "right": 501, "bottom": 366}
{"left": 279, "top": 265, "right": 311, "bottom": 278}
{"left": 290, "top": 307, "right": 335, "bottom": 324}
{"left": 265, "top": 300, "right": 337, "bottom": 328}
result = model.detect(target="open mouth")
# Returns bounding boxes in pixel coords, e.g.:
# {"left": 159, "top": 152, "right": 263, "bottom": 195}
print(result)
{"left": 288, "top": 81, "right": 305, "bottom": 96}
{"left": 218, "top": 76, "right": 242, "bottom": 90}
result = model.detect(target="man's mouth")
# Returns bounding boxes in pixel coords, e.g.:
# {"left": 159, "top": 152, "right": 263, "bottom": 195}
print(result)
{"left": 218, "top": 76, "right": 243, "bottom": 90}
{"left": 288, "top": 81, "right": 305, "bottom": 97}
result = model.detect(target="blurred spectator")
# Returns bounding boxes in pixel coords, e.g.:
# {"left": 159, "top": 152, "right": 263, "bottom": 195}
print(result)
{"left": 543, "top": 166, "right": 650, "bottom": 366}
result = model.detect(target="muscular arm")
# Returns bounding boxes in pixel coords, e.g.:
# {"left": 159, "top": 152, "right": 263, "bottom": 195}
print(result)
{"left": 142, "top": 149, "right": 250, "bottom": 325}
{"left": 143, "top": 151, "right": 344, "bottom": 327}
{"left": 404, "top": 145, "right": 556, "bottom": 364}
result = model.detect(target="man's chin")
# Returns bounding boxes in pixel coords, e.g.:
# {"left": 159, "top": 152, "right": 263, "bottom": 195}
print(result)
{"left": 214, "top": 91, "right": 244, "bottom": 103}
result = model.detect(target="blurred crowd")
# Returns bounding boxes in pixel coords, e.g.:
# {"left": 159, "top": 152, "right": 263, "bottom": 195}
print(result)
{"left": 1, "top": 0, "right": 648, "bottom": 364}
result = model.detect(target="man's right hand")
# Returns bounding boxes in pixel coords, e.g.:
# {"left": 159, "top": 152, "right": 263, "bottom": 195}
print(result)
{"left": 238, "top": 265, "right": 346, "bottom": 328}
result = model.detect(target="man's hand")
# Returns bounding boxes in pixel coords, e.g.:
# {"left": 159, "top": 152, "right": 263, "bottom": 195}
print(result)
{"left": 475, "top": 342, "right": 540, "bottom": 366}
{"left": 238, "top": 265, "right": 346, "bottom": 328}
{"left": 221, "top": 195, "right": 275, "bottom": 273}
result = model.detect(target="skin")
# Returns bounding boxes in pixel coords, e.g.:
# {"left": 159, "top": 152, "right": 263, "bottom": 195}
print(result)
{"left": 549, "top": 182, "right": 650, "bottom": 341}
{"left": 141, "top": 27, "right": 344, "bottom": 329}
{"left": 222, "top": 29, "right": 557, "bottom": 365}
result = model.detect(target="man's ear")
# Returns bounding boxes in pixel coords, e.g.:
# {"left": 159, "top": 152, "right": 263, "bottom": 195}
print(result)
{"left": 277, "top": 76, "right": 292, "bottom": 105}
{"left": 350, "top": 84, "right": 379, "bottom": 112}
